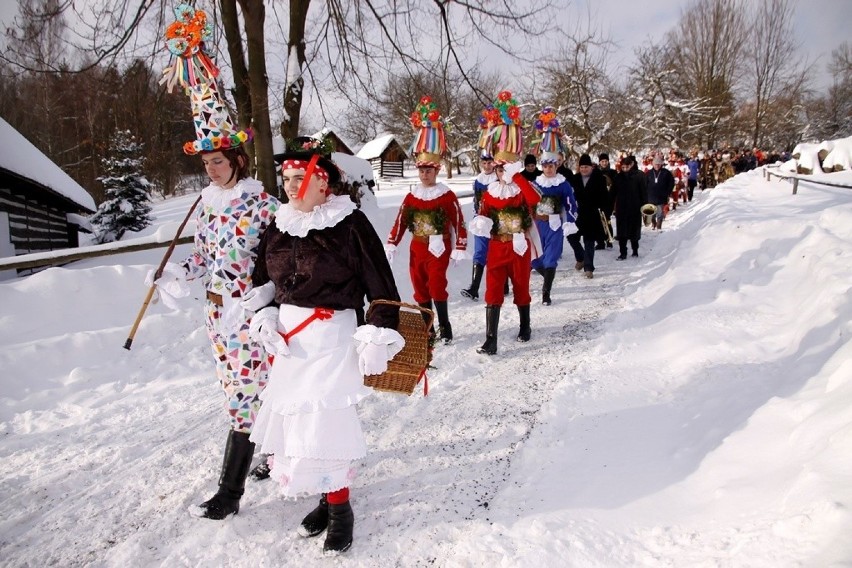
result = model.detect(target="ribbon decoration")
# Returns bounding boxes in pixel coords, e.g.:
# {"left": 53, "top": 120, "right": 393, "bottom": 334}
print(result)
{"left": 278, "top": 307, "right": 335, "bottom": 344}
{"left": 296, "top": 154, "right": 321, "bottom": 201}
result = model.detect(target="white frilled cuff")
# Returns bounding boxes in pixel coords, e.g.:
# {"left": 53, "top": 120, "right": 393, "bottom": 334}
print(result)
{"left": 468, "top": 215, "right": 493, "bottom": 237}
{"left": 384, "top": 243, "right": 397, "bottom": 263}
{"left": 428, "top": 234, "right": 445, "bottom": 258}
{"left": 353, "top": 324, "right": 405, "bottom": 358}
{"left": 512, "top": 232, "right": 528, "bottom": 256}
{"left": 450, "top": 248, "right": 469, "bottom": 262}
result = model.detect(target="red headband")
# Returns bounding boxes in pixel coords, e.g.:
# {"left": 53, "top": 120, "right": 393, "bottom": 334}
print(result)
{"left": 281, "top": 157, "right": 329, "bottom": 186}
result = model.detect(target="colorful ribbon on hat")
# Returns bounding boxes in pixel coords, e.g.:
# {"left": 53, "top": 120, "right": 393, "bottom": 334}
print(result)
{"left": 409, "top": 96, "right": 447, "bottom": 157}
{"left": 160, "top": 4, "right": 218, "bottom": 93}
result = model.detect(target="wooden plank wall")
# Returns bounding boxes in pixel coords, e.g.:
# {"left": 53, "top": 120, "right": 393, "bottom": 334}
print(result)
{"left": 0, "top": 187, "right": 72, "bottom": 256}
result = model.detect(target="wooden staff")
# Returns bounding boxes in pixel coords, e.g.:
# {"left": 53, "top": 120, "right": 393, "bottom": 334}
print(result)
{"left": 123, "top": 194, "right": 203, "bottom": 350}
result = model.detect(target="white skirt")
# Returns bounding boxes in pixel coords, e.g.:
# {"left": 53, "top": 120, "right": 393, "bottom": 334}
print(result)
{"left": 250, "top": 305, "right": 373, "bottom": 497}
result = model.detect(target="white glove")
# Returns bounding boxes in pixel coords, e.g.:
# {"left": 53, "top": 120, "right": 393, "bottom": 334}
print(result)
{"left": 248, "top": 307, "right": 288, "bottom": 356}
{"left": 562, "top": 221, "right": 576, "bottom": 236}
{"left": 357, "top": 341, "right": 390, "bottom": 376}
{"left": 512, "top": 232, "right": 528, "bottom": 256}
{"left": 145, "top": 262, "right": 189, "bottom": 298}
{"left": 468, "top": 215, "right": 494, "bottom": 237}
{"left": 450, "top": 248, "right": 467, "bottom": 267}
{"left": 502, "top": 161, "right": 524, "bottom": 180}
{"left": 548, "top": 214, "right": 561, "bottom": 231}
{"left": 240, "top": 281, "right": 275, "bottom": 312}
{"left": 384, "top": 243, "right": 397, "bottom": 264}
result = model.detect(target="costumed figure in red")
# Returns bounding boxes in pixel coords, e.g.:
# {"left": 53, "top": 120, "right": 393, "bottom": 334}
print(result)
{"left": 385, "top": 96, "right": 468, "bottom": 344}
{"left": 468, "top": 91, "right": 542, "bottom": 355}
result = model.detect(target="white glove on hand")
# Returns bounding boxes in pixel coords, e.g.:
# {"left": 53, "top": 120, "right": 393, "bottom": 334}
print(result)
{"left": 240, "top": 281, "right": 275, "bottom": 313}
{"left": 468, "top": 215, "right": 494, "bottom": 237}
{"left": 384, "top": 243, "right": 397, "bottom": 264}
{"left": 145, "top": 262, "right": 189, "bottom": 298}
{"left": 502, "top": 161, "right": 524, "bottom": 180}
{"left": 548, "top": 214, "right": 561, "bottom": 231}
{"left": 450, "top": 248, "right": 468, "bottom": 267}
{"left": 249, "top": 307, "right": 288, "bottom": 356}
{"left": 562, "top": 221, "right": 576, "bottom": 236}
{"left": 357, "top": 341, "right": 390, "bottom": 376}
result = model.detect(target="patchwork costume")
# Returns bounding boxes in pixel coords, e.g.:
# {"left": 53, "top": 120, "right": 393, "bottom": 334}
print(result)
{"left": 180, "top": 178, "right": 279, "bottom": 433}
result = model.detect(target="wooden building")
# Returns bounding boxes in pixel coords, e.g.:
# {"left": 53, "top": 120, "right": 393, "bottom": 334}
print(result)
{"left": 1, "top": 118, "right": 95, "bottom": 277}
{"left": 356, "top": 134, "right": 409, "bottom": 178}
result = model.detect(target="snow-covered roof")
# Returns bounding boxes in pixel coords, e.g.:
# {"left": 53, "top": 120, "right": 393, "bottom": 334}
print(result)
{"left": 356, "top": 134, "right": 401, "bottom": 160}
{"left": 332, "top": 152, "right": 374, "bottom": 185}
{"left": 0, "top": 117, "right": 96, "bottom": 212}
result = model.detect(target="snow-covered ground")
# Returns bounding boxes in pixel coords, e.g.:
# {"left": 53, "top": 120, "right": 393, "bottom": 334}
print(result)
{"left": 1, "top": 169, "right": 850, "bottom": 567}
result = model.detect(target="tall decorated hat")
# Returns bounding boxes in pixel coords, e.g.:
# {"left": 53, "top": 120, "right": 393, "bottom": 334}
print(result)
{"left": 409, "top": 96, "right": 447, "bottom": 167}
{"left": 534, "top": 107, "right": 564, "bottom": 164}
{"left": 479, "top": 90, "right": 523, "bottom": 164}
{"left": 160, "top": 4, "right": 252, "bottom": 155}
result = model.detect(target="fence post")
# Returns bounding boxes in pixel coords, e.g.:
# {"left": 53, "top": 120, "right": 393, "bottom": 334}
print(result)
{"left": 792, "top": 177, "right": 798, "bottom": 195}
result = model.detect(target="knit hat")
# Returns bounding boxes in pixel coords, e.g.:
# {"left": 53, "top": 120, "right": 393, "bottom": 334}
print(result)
{"left": 161, "top": 4, "right": 252, "bottom": 155}
{"left": 524, "top": 153, "right": 537, "bottom": 166}
{"left": 479, "top": 90, "right": 523, "bottom": 164}
{"left": 409, "top": 96, "right": 447, "bottom": 168}
{"left": 533, "top": 107, "right": 564, "bottom": 164}
{"left": 578, "top": 153, "right": 593, "bottom": 167}
{"left": 598, "top": 153, "right": 609, "bottom": 162}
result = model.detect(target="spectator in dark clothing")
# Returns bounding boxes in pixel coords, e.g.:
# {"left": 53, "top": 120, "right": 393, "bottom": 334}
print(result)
{"left": 520, "top": 153, "right": 541, "bottom": 182}
{"left": 611, "top": 155, "right": 647, "bottom": 259}
{"left": 566, "top": 153, "right": 609, "bottom": 278}
{"left": 597, "top": 152, "right": 617, "bottom": 248}
{"left": 645, "top": 155, "right": 673, "bottom": 230}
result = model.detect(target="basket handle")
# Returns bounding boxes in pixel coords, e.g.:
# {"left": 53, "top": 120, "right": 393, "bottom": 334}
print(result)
{"left": 366, "top": 299, "right": 434, "bottom": 331}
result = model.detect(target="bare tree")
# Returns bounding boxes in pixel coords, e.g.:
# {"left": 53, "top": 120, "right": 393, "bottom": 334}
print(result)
{"left": 667, "top": 0, "right": 745, "bottom": 147}
{"left": 745, "top": 0, "right": 808, "bottom": 148}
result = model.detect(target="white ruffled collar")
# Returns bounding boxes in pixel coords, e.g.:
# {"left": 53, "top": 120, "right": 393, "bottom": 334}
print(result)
{"left": 274, "top": 194, "right": 357, "bottom": 237}
{"left": 411, "top": 183, "right": 451, "bottom": 200}
{"left": 201, "top": 178, "right": 264, "bottom": 212}
{"left": 486, "top": 180, "right": 520, "bottom": 199}
{"left": 535, "top": 173, "right": 567, "bottom": 188}
{"left": 476, "top": 172, "right": 497, "bottom": 185}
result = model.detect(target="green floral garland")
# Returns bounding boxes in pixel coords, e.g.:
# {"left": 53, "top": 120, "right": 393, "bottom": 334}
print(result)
{"left": 404, "top": 206, "right": 447, "bottom": 235}
{"left": 488, "top": 205, "right": 532, "bottom": 235}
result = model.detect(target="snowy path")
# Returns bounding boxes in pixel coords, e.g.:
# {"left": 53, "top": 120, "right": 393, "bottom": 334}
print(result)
{"left": 2, "top": 172, "right": 850, "bottom": 566}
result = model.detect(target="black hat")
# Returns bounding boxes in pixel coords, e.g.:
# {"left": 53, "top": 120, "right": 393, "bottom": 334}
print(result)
{"left": 598, "top": 153, "right": 609, "bottom": 161}
{"left": 578, "top": 153, "right": 593, "bottom": 166}
{"left": 524, "top": 153, "right": 537, "bottom": 166}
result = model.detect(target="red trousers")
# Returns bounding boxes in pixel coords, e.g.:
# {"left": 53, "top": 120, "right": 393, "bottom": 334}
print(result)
{"left": 409, "top": 238, "right": 451, "bottom": 303}
{"left": 484, "top": 239, "right": 532, "bottom": 306}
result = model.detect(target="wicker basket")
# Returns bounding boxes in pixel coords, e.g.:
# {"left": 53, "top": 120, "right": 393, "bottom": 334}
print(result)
{"left": 363, "top": 300, "right": 433, "bottom": 395}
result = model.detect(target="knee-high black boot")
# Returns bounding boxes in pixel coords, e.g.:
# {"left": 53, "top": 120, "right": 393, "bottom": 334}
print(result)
{"left": 476, "top": 305, "right": 501, "bottom": 355}
{"left": 298, "top": 494, "right": 329, "bottom": 537}
{"left": 433, "top": 300, "right": 452, "bottom": 344}
{"left": 517, "top": 305, "right": 531, "bottom": 342}
{"left": 196, "top": 430, "right": 255, "bottom": 520}
{"left": 323, "top": 501, "right": 354, "bottom": 555}
{"left": 461, "top": 263, "right": 484, "bottom": 301}
{"left": 542, "top": 268, "right": 556, "bottom": 306}
{"left": 418, "top": 301, "right": 434, "bottom": 338}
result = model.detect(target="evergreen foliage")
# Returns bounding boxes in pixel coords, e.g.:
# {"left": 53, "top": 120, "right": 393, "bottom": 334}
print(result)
{"left": 91, "top": 130, "right": 153, "bottom": 243}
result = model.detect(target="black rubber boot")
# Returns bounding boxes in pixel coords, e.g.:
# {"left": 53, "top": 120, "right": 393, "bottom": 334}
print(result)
{"left": 323, "top": 501, "right": 354, "bottom": 555}
{"left": 197, "top": 430, "right": 254, "bottom": 520}
{"left": 476, "top": 305, "right": 501, "bottom": 355}
{"left": 298, "top": 494, "right": 329, "bottom": 537}
{"left": 434, "top": 300, "right": 453, "bottom": 344}
{"left": 542, "top": 268, "right": 555, "bottom": 306}
{"left": 517, "top": 305, "right": 531, "bottom": 342}
{"left": 418, "top": 301, "right": 435, "bottom": 338}
{"left": 461, "top": 263, "right": 484, "bottom": 301}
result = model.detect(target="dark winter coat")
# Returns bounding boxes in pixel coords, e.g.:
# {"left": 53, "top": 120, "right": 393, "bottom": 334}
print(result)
{"left": 612, "top": 166, "right": 648, "bottom": 241}
{"left": 570, "top": 168, "right": 610, "bottom": 241}
{"left": 598, "top": 166, "right": 617, "bottom": 216}
{"left": 645, "top": 166, "right": 674, "bottom": 205}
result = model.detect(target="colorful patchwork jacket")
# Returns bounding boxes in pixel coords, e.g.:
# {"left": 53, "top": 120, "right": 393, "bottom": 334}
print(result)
{"left": 180, "top": 178, "right": 280, "bottom": 298}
